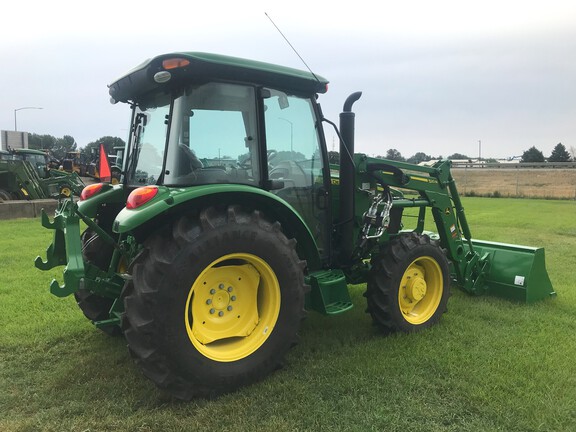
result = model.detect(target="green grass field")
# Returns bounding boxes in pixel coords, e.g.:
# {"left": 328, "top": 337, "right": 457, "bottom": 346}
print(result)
{"left": 1, "top": 197, "right": 575, "bottom": 432}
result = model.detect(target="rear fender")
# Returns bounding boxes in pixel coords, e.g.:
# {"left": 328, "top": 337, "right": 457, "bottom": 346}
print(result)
{"left": 77, "top": 184, "right": 127, "bottom": 217}
{"left": 113, "top": 184, "right": 322, "bottom": 270}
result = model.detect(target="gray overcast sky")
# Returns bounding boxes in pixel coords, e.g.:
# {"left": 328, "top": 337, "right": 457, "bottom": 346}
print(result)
{"left": 1, "top": 0, "right": 575, "bottom": 159}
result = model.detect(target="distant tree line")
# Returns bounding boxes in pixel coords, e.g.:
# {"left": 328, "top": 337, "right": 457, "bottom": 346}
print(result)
{"left": 25, "top": 133, "right": 574, "bottom": 165}
{"left": 27, "top": 133, "right": 77, "bottom": 161}
{"left": 331, "top": 143, "right": 573, "bottom": 164}
{"left": 522, "top": 143, "right": 572, "bottom": 163}
{"left": 27, "top": 133, "right": 125, "bottom": 163}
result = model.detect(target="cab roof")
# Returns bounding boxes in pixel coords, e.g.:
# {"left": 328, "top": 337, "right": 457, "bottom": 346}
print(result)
{"left": 109, "top": 52, "right": 329, "bottom": 104}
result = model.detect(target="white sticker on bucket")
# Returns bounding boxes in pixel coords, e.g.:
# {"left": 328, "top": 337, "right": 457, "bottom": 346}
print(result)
{"left": 514, "top": 276, "right": 525, "bottom": 286}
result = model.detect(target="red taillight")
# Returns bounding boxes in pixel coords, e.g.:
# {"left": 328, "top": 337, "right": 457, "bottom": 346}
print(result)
{"left": 80, "top": 183, "right": 104, "bottom": 201}
{"left": 126, "top": 186, "right": 159, "bottom": 209}
{"left": 162, "top": 58, "right": 190, "bottom": 70}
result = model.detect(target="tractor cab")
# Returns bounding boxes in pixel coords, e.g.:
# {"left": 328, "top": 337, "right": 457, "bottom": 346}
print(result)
{"left": 11, "top": 148, "right": 50, "bottom": 179}
{"left": 114, "top": 53, "right": 332, "bottom": 258}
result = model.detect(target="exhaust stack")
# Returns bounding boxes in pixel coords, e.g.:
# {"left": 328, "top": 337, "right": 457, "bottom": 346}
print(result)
{"left": 338, "top": 92, "right": 362, "bottom": 263}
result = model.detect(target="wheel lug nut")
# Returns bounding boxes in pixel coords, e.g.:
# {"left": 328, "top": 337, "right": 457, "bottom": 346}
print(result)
{"left": 218, "top": 311, "right": 224, "bottom": 317}
{"left": 231, "top": 295, "right": 236, "bottom": 301}
{"left": 219, "top": 283, "right": 224, "bottom": 289}
{"left": 210, "top": 289, "right": 216, "bottom": 294}
{"left": 206, "top": 299, "right": 212, "bottom": 305}
{"left": 228, "top": 286, "right": 233, "bottom": 292}
{"left": 209, "top": 308, "right": 215, "bottom": 314}
{"left": 227, "top": 306, "right": 233, "bottom": 311}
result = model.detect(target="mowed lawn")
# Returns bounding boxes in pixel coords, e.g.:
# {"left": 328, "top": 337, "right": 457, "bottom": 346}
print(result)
{"left": 0, "top": 197, "right": 574, "bottom": 432}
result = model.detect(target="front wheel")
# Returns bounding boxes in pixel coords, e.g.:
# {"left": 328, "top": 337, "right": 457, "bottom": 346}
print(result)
{"left": 122, "top": 205, "right": 307, "bottom": 399}
{"left": 366, "top": 233, "right": 450, "bottom": 333}
{"left": 0, "top": 189, "right": 11, "bottom": 201}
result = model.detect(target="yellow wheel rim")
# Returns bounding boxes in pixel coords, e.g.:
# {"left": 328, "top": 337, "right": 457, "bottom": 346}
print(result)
{"left": 398, "top": 256, "right": 443, "bottom": 325}
{"left": 185, "top": 253, "right": 281, "bottom": 362}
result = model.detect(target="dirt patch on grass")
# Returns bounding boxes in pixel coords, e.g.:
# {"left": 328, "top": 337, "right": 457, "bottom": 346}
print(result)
{"left": 451, "top": 168, "right": 576, "bottom": 199}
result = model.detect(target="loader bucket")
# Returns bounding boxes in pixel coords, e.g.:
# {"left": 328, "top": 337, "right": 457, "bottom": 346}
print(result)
{"left": 469, "top": 239, "right": 555, "bottom": 303}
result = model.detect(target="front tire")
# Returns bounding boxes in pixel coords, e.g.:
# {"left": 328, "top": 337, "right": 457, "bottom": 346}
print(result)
{"left": 122, "top": 205, "right": 307, "bottom": 399}
{"left": 0, "top": 189, "right": 11, "bottom": 201}
{"left": 366, "top": 233, "right": 450, "bottom": 333}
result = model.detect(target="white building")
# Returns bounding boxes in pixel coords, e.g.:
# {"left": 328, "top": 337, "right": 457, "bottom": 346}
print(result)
{"left": 1, "top": 130, "right": 29, "bottom": 151}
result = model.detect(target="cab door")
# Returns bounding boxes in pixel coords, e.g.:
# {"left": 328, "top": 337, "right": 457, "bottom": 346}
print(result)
{"left": 262, "top": 89, "right": 330, "bottom": 258}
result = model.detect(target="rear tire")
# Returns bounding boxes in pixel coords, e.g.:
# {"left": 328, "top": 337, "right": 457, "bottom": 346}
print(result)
{"left": 366, "top": 233, "right": 450, "bottom": 333}
{"left": 122, "top": 205, "right": 307, "bottom": 399}
{"left": 74, "top": 229, "right": 122, "bottom": 336}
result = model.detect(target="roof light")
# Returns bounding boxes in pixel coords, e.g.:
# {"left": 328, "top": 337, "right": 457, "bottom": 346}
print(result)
{"left": 80, "top": 183, "right": 104, "bottom": 201}
{"left": 162, "top": 58, "right": 191, "bottom": 70}
{"left": 126, "top": 186, "right": 159, "bottom": 209}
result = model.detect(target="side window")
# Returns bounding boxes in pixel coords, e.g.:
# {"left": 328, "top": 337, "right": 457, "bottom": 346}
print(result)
{"left": 264, "top": 90, "right": 324, "bottom": 188}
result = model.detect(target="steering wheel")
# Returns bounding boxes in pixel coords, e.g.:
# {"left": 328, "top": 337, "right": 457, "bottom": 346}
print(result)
{"left": 267, "top": 149, "right": 278, "bottom": 162}
{"left": 179, "top": 144, "right": 203, "bottom": 174}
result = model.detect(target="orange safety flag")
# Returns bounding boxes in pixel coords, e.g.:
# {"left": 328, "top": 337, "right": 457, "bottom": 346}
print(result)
{"left": 99, "top": 143, "right": 112, "bottom": 183}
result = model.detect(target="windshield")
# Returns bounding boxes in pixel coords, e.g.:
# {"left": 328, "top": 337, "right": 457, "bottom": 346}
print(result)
{"left": 163, "top": 82, "right": 260, "bottom": 186}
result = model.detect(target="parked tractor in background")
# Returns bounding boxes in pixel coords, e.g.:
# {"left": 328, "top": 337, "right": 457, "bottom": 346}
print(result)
{"left": 62, "top": 150, "right": 85, "bottom": 176}
{"left": 84, "top": 145, "right": 124, "bottom": 184}
{"left": 11, "top": 148, "right": 57, "bottom": 179}
{"left": 36, "top": 52, "right": 554, "bottom": 399}
{"left": 0, "top": 148, "right": 84, "bottom": 200}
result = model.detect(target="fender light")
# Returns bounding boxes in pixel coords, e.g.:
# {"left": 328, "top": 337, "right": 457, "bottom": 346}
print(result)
{"left": 126, "top": 186, "right": 159, "bottom": 209}
{"left": 80, "top": 183, "right": 104, "bottom": 201}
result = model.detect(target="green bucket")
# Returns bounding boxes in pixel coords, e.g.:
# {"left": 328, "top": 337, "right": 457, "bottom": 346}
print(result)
{"left": 470, "top": 239, "right": 556, "bottom": 303}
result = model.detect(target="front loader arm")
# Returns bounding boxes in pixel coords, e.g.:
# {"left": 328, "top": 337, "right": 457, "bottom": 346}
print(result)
{"left": 356, "top": 156, "right": 491, "bottom": 294}
{"left": 355, "top": 155, "right": 554, "bottom": 302}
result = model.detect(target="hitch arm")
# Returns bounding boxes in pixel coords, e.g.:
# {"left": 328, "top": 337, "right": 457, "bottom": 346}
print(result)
{"left": 34, "top": 199, "right": 85, "bottom": 298}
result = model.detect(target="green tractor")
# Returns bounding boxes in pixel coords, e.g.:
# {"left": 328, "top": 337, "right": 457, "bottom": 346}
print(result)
{"left": 36, "top": 52, "right": 554, "bottom": 399}
{"left": 1, "top": 148, "right": 84, "bottom": 200}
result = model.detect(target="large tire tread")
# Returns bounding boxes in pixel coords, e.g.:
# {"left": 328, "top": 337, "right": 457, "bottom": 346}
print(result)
{"left": 122, "top": 205, "right": 307, "bottom": 399}
{"left": 366, "top": 232, "right": 450, "bottom": 334}
{"left": 0, "top": 189, "right": 11, "bottom": 201}
{"left": 74, "top": 229, "right": 122, "bottom": 336}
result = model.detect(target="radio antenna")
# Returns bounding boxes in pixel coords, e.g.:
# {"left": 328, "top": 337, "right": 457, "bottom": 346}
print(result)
{"left": 264, "top": 12, "right": 320, "bottom": 82}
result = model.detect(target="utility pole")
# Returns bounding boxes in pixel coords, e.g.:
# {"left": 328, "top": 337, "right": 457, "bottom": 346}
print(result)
{"left": 14, "top": 106, "right": 43, "bottom": 131}
{"left": 278, "top": 118, "right": 293, "bottom": 152}
{"left": 478, "top": 139, "right": 482, "bottom": 162}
